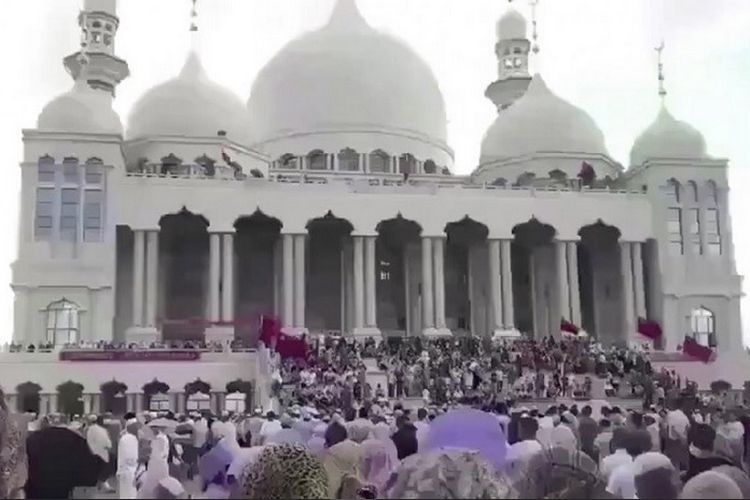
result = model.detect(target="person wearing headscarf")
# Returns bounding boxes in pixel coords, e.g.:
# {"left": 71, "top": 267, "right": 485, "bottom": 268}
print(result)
{"left": 711, "top": 465, "right": 750, "bottom": 498}
{"left": 0, "top": 389, "right": 27, "bottom": 499}
{"left": 307, "top": 423, "right": 328, "bottom": 457}
{"left": 514, "top": 446, "right": 605, "bottom": 499}
{"left": 243, "top": 443, "right": 328, "bottom": 499}
{"left": 323, "top": 437, "right": 362, "bottom": 498}
{"left": 117, "top": 419, "right": 140, "bottom": 499}
{"left": 632, "top": 452, "right": 680, "bottom": 500}
{"left": 681, "top": 470, "right": 743, "bottom": 499}
{"left": 360, "top": 438, "right": 399, "bottom": 497}
{"left": 25, "top": 413, "right": 100, "bottom": 499}
{"left": 388, "top": 449, "right": 512, "bottom": 499}
{"left": 550, "top": 423, "right": 577, "bottom": 452}
{"left": 347, "top": 418, "right": 373, "bottom": 444}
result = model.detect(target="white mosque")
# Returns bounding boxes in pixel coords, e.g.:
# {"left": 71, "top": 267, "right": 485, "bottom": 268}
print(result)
{"left": 1, "top": 0, "right": 746, "bottom": 415}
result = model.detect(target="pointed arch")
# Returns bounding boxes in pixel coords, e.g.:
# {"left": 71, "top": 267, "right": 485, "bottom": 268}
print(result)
{"left": 512, "top": 217, "right": 556, "bottom": 247}
{"left": 690, "top": 306, "right": 716, "bottom": 347}
{"left": 445, "top": 216, "right": 489, "bottom": 247}
{"left": 369, "top": 149, "right": 390, "bottom": 173}
{"left": 686, "top": 180, "right": 699, "bottom": 204}
{"left": 278, "top": 153, "right": 298, "bottom": 169}
{"left": 338, "top": 148, "right": 360, "bottom": 172}
{"left": 578, "top": 219, "right": 621, "bottom": 250}
{"left": 307, "top": 149, "right": 328, "bottom": 170}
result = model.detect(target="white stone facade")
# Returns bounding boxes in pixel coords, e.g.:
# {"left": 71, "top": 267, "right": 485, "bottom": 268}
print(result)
{"left": 2, "top": 0, "right": 746, "bottom": 399}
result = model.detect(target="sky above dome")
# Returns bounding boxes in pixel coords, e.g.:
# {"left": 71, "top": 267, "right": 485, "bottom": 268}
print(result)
{"left": 0, "top": 0, "right": 748, "bottom": 344}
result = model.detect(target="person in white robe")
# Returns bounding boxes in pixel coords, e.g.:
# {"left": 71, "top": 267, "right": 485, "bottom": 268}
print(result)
{"left": 138, "top": 429, "right": 170, "bottom": 499}
{"left": 86, "top": 414, "right": 115, "bottom": 492}
{"left": 117, "top": 420, "right": 140, "bottom": 499}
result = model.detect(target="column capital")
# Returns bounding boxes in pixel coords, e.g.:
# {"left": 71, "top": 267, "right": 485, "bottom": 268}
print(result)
{"left": 555, "top": 237, "right": 581, "bottom": 243}
{"left": 280, "top": 229, "right": 307, "bottom": 237}
{"left": 351, "top": 232, "right": 378, "bottom": 238}
{"left": 208, "top": 229, "right": 236, "bottom": 236}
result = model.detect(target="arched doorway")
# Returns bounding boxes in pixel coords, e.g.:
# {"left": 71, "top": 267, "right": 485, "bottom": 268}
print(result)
{"left": 16, "top": 382, "right": 41, "bottom": 414}
{"left": 306, "top": 212, "right": 354, "bottom": 334}
{"left": 100, "top": 380, "right": 128, "bottom": 415}
{"left": 375, "top": 216, "right": 422, "bottom": 336}
{"left": 57, "top": 380, "right": 84, "bottom": 417}
{"left": 234, "top": 211, "right": 282, "bottom": 345}
{"left": 578, "top": 220, "right": 623, "bottom": 346}
{"left": 444, "top": 217, "right": 489, "bottom": 335}
{"left": 159, "top": 208, "right": 210, "bottom": 341}
{"left": 143, "top": 380, "right": 170, "bottom": 412}
{"left": 511, "top": 218, "right": 557, "bottom": 338}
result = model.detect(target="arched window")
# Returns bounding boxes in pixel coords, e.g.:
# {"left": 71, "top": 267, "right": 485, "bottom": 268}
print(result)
{"left": 686, "top": 181, "right": 699, "bottom": 203}
{"left": 398, "top": 154, "right": 416, "bottom": 175}
{"left": 46, "top": 299, "right": 80, "bottom": 346}
{"left": 278, "top": 154, "right": 298, "bottom": 169}
{"left": 307, "top": 150, "right": 327, "bottom": 171}
{"left": 705, "top": 180, "right": 721, "bottom": 255}
{"left": 423, "top": 160, "right": 437, "bottom": 174}
{"left": 690, "top": 307, "right": 715, "bottom": 347}
{"left": 368, "top": 150, "right": 390, "bottom": 173}
{"left": 338, "top": 148, "right": 360, "bottom": 172}
{"left": 666, "top": 179, "right": 684, "bottom": 256}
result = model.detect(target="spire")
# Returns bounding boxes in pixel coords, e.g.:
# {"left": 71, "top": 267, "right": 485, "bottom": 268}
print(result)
{"left": 327, "top": 0, "right": 367, "bottom": 30}
{"left": 529, "top": 0, "right": 540, "bottom": 55}
{"left": 190, "top": 0, "right": 198, "bottom": 32}
{"left": 655, "top": 40, "right": 667, "bottom": 104}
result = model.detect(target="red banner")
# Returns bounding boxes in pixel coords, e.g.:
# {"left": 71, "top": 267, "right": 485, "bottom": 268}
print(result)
{"left": 59, "top": 350, "right": 201, "bottom": 362}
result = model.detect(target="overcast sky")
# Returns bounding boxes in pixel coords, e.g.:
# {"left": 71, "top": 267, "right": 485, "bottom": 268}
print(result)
{"left": 0, "top": 0, "right": 748, "bottom": 344}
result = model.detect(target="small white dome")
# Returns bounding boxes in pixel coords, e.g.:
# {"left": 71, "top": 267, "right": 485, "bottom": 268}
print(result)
{"left": 496, "top": 8, "right": 527, "bottom": 40}
{"left": 480, "top": 74, "right": 608, "bottom": 162}
{"left": 37, "top": 80, "right": 123, "bottom": 135}
{"left": 126, "top": 52, "right": 246, "bottom": 141}
{"left": 629, "top": 105, "right": 708, "bottom": 166}
{"left": 248, "top": 0, "right": 447, "bottom": 148}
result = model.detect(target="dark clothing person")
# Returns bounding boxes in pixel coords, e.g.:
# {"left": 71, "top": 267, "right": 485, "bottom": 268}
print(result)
{"left": 26, "top": 426, "right": 100, "bottom": 499}
{"left": 391, "top": 423, "right": 418, "bottom": 460}
{"left": 578, "top": 415, "right": 599, "bottom": 460}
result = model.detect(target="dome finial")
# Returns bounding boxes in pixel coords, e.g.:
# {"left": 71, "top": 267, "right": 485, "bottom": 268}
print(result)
{"left": 655, "top": 40, "right": 667, "bottom": 105}
{"left": 189, "top": 0, "right": 199, "bottom": 32}
{"left": 328, "top": 0, "right": 367, "bottom": 29}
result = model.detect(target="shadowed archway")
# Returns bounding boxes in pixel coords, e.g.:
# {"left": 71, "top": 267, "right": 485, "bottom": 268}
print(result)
{"left": 159, "top": 208, "right": 210, "bottom": 342}
{"left": 306, "top": 212, "right": 354, "bottom": 333}
{"left": 234, "top": 210, "right": 283, "bottom": 345}
{"left": 376, "top": 215, "right": 422, "bottom": 335}
{"left": 511, "top": 218, "right": 556, "bottom": 338}
{"left": 578, "top": 220, "right": 623, "bottom": 346}
{"left": 444, "top": 217, "right": 489, "bottom": 334}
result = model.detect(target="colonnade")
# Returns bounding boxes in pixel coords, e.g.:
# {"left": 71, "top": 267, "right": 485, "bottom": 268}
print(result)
{"left": 127, "top": 227, "right": 648, "bottom": 343}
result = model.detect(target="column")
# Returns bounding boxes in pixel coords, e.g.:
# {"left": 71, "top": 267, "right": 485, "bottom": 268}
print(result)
{"left": 488, "top": 239, "right": 503, "bottom": 331}
{"left": 145, "top": 231, "right": 159, "bottom": 327}
{"left": 632, "top": 242, "right": 647, "bottom": 321}
{"left": 404, "top": 245, "right": 411, "bottom": 335}
{"left": 135, "top": 393, "right": 144, "bottom": 413}
{"left": 40, "top": 394, "right": 50, "bottom": 414}
{"left": 556, "top": 241, "right": 570, "bottom": 323}
{"left": 282, "top": 234, "right": 294, "bottom": 328}
{"left": 421, "top": 237, "right": 434, "bottom": 330}
{"left": 132, "top": 230, "right": 146, "bottom": 327}
{"left": 83, "top": 394, "right": 93, "bottom": 415}
{"left": 92, "top": 394, "right": 101, "bottom": 414}
{"left": 293, "top": 234, "right": 306, "bottom": 329}
{"left": 500, "top": 240, "right": 514, "bottom": 329}
{"left": 208, "top": 233, "right": 221, "bottom": 323}
{"left": 362, "top": 153, "right": 369, "bottom": 173}
{"left": 221, "top": 233, "right": 235, "bottom": 323}
{"left": 566, "top": 242, "right": 582, "bottom": 327}
{"left": 126, "top": 394, "right": 135, "bottom": 413}
{"left": 620, "top": 241, "right": 636, "bottom": 340}
{"left": 364, "top": 236, "right": 377, "bottom": 328}
{"left": 433, "top": 237, "right": 446, "bottom": 330}
{"left": 353, "top": 236, "right": 365, "bottom": 329}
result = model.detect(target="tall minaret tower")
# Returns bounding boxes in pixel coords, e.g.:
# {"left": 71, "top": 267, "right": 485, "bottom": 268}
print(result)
{"left": 63, "top": 0, "right": 129, "bottom": 95}
{"left": 484, "top": 1, "right": 536, "bottom": 112}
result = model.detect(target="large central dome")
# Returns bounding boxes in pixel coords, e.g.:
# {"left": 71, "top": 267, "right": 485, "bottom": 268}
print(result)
{"left": 247, "top": 0, "right": 450, "bottom": 160}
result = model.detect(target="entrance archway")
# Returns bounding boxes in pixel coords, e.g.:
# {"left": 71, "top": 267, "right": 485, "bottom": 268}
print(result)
{"left": 375, "top": 216, "right": 422, "bottom": 335}
{"left": 444, "top": 217, "right": 489, "bottom": 334}
{"left": 306, "top": 212, "right": 353, "bottom": 334}
{"left": 159, "top": 208, "right": 210, "bottom": 341}
{"left": 234, "top": 211, "right": 282, "bottom": 345}
{"left": 578, "top": 220, "right": 622, "bottom": 346}
{"left": 511, "top": 218, "right": 556, "bottom": 338}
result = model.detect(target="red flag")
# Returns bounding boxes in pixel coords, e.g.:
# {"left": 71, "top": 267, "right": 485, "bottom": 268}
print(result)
{"left": 259, "top": 315, "right": 281, "bottom": 348}
{"left": 577, "top": 161, "right": 596, "bottom": 186}
{"left": 682, "top": 336, "right": 713, "bottom": 363}
{"left": 561, "top": 318, "right": 579, "bottom": 334}
{"left": 637, "top": 317, "right": 662, "bottom": 340}
{"left": 275, "top": 333, "right": 309, "bottom": 360}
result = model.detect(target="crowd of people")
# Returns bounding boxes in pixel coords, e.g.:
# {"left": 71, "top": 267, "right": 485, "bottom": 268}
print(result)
{"left": 0, "top": 339, "right": 253, "bottom": 354}
{"left": 2, "top": 380, "right": 750, "bottom": 499}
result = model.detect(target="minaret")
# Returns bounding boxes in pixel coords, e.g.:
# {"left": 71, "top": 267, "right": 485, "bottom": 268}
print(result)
{"left": 484, "top": 0, "right": 535, "bottom": 112}
{"left": 63, "top": 0, "right": 129, "bottom": 95}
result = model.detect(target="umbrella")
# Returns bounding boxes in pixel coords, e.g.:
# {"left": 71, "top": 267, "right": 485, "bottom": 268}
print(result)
{"left": 424, "top": 408, "right": 507, "bottom": 472}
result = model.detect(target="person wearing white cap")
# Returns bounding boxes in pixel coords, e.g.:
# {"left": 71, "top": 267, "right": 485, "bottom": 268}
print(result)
{"left": 154, "top": 476, "right": 186, "bottom": 500}
{"left": 117, "top": 419, "right": 140, "bottom": 499}
{"left": 86, "top": 414, "right": 115, "bottom": 493}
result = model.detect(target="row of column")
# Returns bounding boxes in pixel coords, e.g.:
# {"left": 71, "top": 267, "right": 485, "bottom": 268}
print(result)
{"left": 132, "top": 230, "right": 159, "bottom": 328}
{"left": 621, "top": 241, "right": 647, "bottom": 339}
